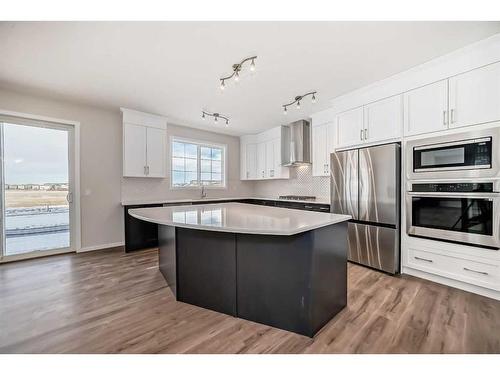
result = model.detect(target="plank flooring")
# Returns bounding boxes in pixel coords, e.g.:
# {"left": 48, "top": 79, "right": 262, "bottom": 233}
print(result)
{"left": 0, "top": 247, "right": 499, "bottom": 353}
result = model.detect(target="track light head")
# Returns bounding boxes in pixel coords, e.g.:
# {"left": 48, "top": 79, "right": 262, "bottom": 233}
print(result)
{"left": 220, "top": 80, "right": 225, "bottom": 91}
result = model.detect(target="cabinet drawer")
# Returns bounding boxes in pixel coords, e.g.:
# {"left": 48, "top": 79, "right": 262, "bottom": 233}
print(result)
{"left": 408, "top": 248, "right": 500, "bottom": 291}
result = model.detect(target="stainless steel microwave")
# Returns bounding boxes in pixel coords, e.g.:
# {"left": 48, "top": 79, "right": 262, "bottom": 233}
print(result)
{"left": 406, "top": 127, "right": 500, "bottom": 180}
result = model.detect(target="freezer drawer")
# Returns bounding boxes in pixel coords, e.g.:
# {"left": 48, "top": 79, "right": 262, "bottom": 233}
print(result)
{"left": 348, "top": 222, "right": 400, "bottom": 274}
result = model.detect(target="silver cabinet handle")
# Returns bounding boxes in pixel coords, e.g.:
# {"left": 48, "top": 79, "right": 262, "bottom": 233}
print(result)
{"left": 304, "top": 205, "right": 314, "bottom": 209}
{"left": 364, "top": 128, "right": 368, "bottom": 140}
{"left": 147, "top": 166, "right": 150, "bottom": 175}
{"left": 144, "top": 166, "right": 147, "bottom": 175}
{"left": 451, "top": 109, "right": 455, "bottom": 124}
{"left": 360, "top": 129, "right": 363, "bottom": 141}
{"left": 443, "top": 110, "right": 447, "bottom": 126}
{"left": 463, "top": 267, "right": 488, "bottom": 276}
{"left": 414, "top": 256, "right": 433, "bottom": 263}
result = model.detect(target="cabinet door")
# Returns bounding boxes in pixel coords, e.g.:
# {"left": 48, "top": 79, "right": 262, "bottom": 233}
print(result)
{"left": 364, "top": 95, "right": 402, "bottom": 142}
{"left": 265, "top": 140, "right": 274, "bottom": 178}
{"left": 326, "top": 122, "right": 336, "bottom": 175}
{"left": 403, "top": 80, "right": 448, "bottom": 136}
{"left": 337, "top": 107, "right": 364, "bottom": 148}
{"left": 449, "top": 62, "right": 500, "bottom": 129}
{"left": 257, "top": 142, "right": 266, "bottom": 179}
{"left": 123, "top": 123, "right": 147, "bottom": 177}
{"left": 146, "top": 127, "right": 166, "bottom": 177}
{"left": 272, "top": 137, "right": 289, "bottom": 179}
{"left": 312, "top": 124, "right": 328, "bottom": 176}
{"left": 245, "top": 143, "right": 257, "bottom": 180}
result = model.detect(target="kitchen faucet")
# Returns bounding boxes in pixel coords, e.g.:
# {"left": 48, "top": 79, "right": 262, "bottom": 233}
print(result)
{"left": 201, "top": 185, "right": 207, "bottom": 199}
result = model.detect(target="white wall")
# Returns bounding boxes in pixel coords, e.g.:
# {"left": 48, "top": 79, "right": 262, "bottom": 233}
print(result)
{"left": 0, "top": 87, "right": 253, "bottom": 251}
{"left": 0, "top": 87, "right": 123, "bottom": 250}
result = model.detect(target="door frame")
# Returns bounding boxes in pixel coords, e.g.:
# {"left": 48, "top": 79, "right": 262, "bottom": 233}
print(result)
{"left": 0, "top": 109, "right": 81, "bottom": 262}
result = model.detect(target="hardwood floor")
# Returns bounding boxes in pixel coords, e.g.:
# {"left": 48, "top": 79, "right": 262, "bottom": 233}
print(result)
{"left": 0, "top": 247, "right": 499, "bottom": 353}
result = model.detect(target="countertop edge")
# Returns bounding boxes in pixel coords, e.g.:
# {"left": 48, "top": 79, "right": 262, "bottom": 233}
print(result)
{"left": 122, "top": 196, "right": 331, "bottom": 206}
{"left": 128, "top": 208, "right": 350, "bottom": 236}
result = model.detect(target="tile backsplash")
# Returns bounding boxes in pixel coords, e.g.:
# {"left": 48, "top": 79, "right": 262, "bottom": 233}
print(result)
{"left": 252, "top": 165, "right": 330, "bottom": 201}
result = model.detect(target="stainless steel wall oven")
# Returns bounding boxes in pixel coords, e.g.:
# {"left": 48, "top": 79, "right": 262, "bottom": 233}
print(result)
{"left": 406, "top": 181, "right": 500, "bottom": 249}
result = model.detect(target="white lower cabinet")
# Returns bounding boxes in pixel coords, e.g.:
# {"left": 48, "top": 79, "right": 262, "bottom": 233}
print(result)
{"left": 407, "top": 246, "right": 500, "bottom": 292}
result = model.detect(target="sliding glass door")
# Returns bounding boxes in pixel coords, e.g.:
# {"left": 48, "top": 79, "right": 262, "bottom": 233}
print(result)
{"left": 0, "top": 117, "right": 75, "bottom": 261}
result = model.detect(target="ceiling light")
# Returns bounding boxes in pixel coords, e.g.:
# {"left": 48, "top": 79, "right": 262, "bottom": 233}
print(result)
{"left": 219, "top": 56, "right": 257, "bottom": 89}
{"left": 202, "top": 111, "right": 229, "bottom": 126}
{"left": 282, "top": 91, "right": 317, "bottom": 115}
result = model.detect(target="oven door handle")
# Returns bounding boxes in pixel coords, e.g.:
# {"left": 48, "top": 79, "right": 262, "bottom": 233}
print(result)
{"left": 407, "top": 192, "right": 500, "bottom": 199}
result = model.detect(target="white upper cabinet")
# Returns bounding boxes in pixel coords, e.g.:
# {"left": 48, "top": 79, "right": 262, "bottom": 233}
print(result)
{"left": 265, "top": 140, "right": 274, "bottom": 178}
{"left": 312, "top": 123, "right": 328, "bottom": 176}
{"left": 245, "top": 143, "right": 257, "bottom": 180}
{"left": 403, "top": 80, "right": 449, "bottom": 136}
{"left": 257, "top": 141, "right": 266, "bottom": 180}
{"left": 449, "top": 62, "right": 500, "bottom": 129}
{"left": 122, "top": 108, "right": 167, "bottom": 178}
{"left": 337, "top": 107, "right": 364, "bottom": 148}
{"left": 240, "top": 126, "right": 289, "bottom": 181}
{"left": 145, "top": 127, "right": 166, "bottom": 178}
{"left": 123, "top": 123, "right": 147, "bottom": 177}
{"left": 364, "top": 95, "right": 402, "bottom": 142}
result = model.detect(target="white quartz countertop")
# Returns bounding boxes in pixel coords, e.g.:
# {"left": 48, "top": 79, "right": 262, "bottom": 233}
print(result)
{"left": 128, "top": 202, "right": 350, "bottom": 236}
{"left": 121, "top": 196, "right": 330, "bottom": 206}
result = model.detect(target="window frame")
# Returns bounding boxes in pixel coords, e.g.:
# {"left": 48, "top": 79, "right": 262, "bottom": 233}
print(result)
{"left": 169, "top": 136, "right": 227, "bottom": 190}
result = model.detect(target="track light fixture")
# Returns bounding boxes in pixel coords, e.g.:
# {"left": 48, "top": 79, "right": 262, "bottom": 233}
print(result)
{"left": 282, "top": 91, "right": 317, "bottom": 114}
{"left": 202, "top": 111, "right": 230, "bottom": 126}
{"left": 219, "top": 56, "right": 257, "bottom": 90}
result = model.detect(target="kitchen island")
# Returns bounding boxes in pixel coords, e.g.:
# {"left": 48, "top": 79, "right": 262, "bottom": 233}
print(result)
{"left": 129, "top": 202, "right": 350, "bottom": 337}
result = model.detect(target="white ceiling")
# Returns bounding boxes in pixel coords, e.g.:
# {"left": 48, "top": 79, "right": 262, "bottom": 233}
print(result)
{"left": 1, "top": 22, "right": 500, "bottom": 136}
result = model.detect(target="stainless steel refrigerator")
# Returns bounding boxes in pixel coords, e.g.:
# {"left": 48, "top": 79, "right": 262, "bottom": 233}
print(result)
{"left": 330, "top": 143, "right": 401, "bottom": 274}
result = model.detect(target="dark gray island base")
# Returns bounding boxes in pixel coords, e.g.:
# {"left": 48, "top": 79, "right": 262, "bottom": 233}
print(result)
{"left": 158, "top": 222, "right": 348, "bottom": 337}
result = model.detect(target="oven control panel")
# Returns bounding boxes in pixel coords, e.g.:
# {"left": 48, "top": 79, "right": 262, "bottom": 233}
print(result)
{"left": 411, "top": 182, "right": 494, "bottom": 193}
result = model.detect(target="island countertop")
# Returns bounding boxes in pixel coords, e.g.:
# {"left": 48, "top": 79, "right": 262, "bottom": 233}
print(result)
{"left": 128, "top": 202, "right": 350, "bottom": 236}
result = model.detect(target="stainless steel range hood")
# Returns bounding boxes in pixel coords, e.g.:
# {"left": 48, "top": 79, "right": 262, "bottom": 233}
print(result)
{"left": 281, "top": 120, "right": 311, "bottom": 166}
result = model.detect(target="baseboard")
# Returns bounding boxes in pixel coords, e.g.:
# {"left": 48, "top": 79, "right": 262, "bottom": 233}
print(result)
{"left": 402, "top": 266, "right": 500, "bottom": 301}
{"left": 78, "top": 241, "right": 125, "bottom": 253}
